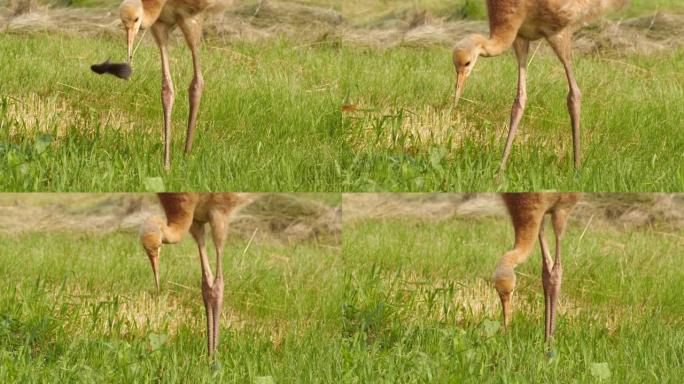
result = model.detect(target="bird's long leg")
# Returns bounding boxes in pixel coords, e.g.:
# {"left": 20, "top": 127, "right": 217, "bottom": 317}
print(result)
{"left": 500, "top": 38, "right": 530, "bottom": 171}
{"left": 548, "top": 33, "right": 582, "bottom": 169}
{"left": 548, "top": 208, "right": 570, "bottom": 338}
{"left": 152, "top": 25, "right": 174, "bottom": 170}
{"left": 190, "top": 221, "right": 216, "bottom": 355}
{"left": 178, "top": 16, "right": 205, "bottom": 155}
{"left": 206, "top": 211, "right": 227, "bottom": 356}
{"left": 538, "top": 217, "right": 554, "bottom": 341}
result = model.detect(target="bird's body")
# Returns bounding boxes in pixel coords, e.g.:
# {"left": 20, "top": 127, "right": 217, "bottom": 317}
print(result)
{"left": 493, "top": 192, "right": 581, "bottom": 340}
{"left": 489, "top": 0, "right": 621, "bottom": 41}
{"left": 151, "top": 0, "right": 218, "bottom": 29}
{"left": 453, "top": 0, "right": 627, "bottom": 170}
{"left": 120, "top": 0, "right": 223, "bottom": 169}
{"left": 140, "top": 192, "right": 243, "bottom": 356}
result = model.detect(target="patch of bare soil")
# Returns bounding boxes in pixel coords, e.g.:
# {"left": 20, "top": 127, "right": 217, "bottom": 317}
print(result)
{"left": 2, "top": 1, "right": 682, "bottom": 54}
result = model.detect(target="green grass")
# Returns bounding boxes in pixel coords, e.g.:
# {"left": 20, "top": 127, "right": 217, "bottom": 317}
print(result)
{"left": 340, "top": 46, "right": 684, "bottom": 191}
{"left": 0, "top": 231, "right": 344, "bottom": 382}
{"left": 625, "top": 0, "right": 684, "bottom": 16}
{"left": 0, "top": 34, "right": 345, "bottom": 191}
{"left": 2, "top": 33, "right": 683, "bottom": 191}
{"left": 2, "top": 214, "right": 681, "bottom": 382}
{"left": 341, "top": 216, "right": 684, "bottom": 382}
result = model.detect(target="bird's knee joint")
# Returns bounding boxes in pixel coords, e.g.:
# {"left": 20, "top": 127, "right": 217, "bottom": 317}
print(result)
{"left": 162, "top": 86, "right": 175, "bottom": 101}
{"left": 567, "top": 90, "right": 581, "bottom": 104}
{"left": 514, "top": 97, "right": 527, "bottom": 109}
{"left": 190, "top": 77, "right": 204, "bottom": 93}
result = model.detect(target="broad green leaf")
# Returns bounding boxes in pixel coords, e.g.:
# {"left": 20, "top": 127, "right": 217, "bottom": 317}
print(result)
{"left": 148, "top": 332, "right": 169, "bottom": 351}
{"left": 590, "top": 362, "right": 611, "bottom": 380}
{"left": 143, "top": 177, "right": 165, "bottom": 192}
{"left": 483, "top": 319, "right": 501, "bottom": 338}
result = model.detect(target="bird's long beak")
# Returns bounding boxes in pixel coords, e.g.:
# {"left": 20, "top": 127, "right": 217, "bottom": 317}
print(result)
{"left": 126, "top": 27, "right": 137, "bottom": 63}
{"left": 454, "top": 71, "right": 467, "bottom": 108}
{"left": 499, "top": 291, "right": 512, "bottom": 330}
{"left": 146, "top": 248, "right": 160, "bottom": 293}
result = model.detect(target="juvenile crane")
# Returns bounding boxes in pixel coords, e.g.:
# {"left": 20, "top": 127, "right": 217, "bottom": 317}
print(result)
{"left": 492, "top": 192, "right": 581, "bottom": 340}
{"left": 452, "top": 0, "right": 627, "bottom": 170}
{"left": 140, "top": 193, "right": 241, "bottom": 356}
{"left": 119, "top": 0, "right": 221, "bottom": 169}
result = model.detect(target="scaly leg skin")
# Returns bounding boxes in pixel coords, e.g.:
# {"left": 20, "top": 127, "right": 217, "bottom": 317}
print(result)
{"left": 500, "top": 37, "right": 530, "bottom": 172}
{"left": 203, "top": 211, "right": 227, "bottom": 357}
{"left": 548, "top": 32, "right": 582, "bottom": 169}
{"left": 190, "top": 222, "right": 217, "bottom": 355}
{"left": 541, "top": 210, "right": 567, "bottom": 342}
{"left": 178, "top": 16, "right": 205, "bottom": 155}
{"left": 539, "top": 221, "right": 555, "bottom": 341}
{"left": 152, "top": 24, "right": 174, "bottom": 170}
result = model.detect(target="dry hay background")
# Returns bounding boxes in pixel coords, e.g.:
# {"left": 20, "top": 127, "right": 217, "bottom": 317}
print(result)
{"left": 0, "top": 193, "right": 341, "bottom": 245}
{"left": 1, "top": 1, "right": 683, "bottom": 54}
{"left": 343, "top": 193, "right": 684, "bottom": 231}
{"left": 0, "top": 193, "right": 681, "bottom": 238}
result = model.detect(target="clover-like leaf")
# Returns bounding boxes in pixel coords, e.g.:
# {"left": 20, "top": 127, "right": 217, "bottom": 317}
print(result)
{"left": 143, "top": 177, "right": 165, "bottom": 192}
{"left": 590, "top": 362, "right": 611, "bottom": 380}
{"left": 148, "top": 332, "right": 169, "bottom": 351}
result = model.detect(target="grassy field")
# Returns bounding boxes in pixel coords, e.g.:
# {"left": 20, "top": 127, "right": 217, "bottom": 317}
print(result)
{"left": 1, "top": 194, "right": 682, "bottom": 382}
{"left": 342, "top": 212, "right": 684, "bottom": 382}
{"left": 0, "top": 194, "right": 344, "bottom": 382}
{"left": 1, "top": 1, "right": 683, "bottom": 191}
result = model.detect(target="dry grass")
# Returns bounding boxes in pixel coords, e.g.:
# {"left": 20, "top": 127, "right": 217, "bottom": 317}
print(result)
{"left": 33, "top": 281, "right": 289, "bottom": 341}
{"left": 342, "top": 101, "right": 577, "bottom": 156}
{"left": 0, "top": 193, "right": 341, "bottom": 244}
{"left": 1, "top": 94, "right": 134, "bottom": 136}
{"left": 343, "top": 193, "right": 684, "bottom": 230}
{"left": 344, "top": 105, "right": 471, "bottom": 153}
{"left": 2, "top": 1, "right": 683, "bottom": 54}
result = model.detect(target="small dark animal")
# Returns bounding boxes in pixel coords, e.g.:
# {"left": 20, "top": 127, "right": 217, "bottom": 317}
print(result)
{"left": 90, "top": 60, "right": 132, "bottom": 80}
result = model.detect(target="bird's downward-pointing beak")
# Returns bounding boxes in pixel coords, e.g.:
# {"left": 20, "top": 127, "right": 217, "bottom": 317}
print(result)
{"left": 148, "top": 250, "right": 160, "bottom": 293}
{"left": 126, "top": 27, "right": 137, "bottom": 63}
{"left": 454, "top": 71, "right": 467, "bottom": 108}
{"left": 499, "top": 291, "right": 512, "bottom": 330}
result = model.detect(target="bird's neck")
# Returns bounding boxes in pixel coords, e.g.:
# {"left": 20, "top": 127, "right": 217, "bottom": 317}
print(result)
{"left": 159, "top": 220, "right": 186, "bottom": 244}
{"left": 471, "top": 34, "right": 510, "bottom": 58}
{"left": 141, "top": 0, "right": 168, "bottom": 28}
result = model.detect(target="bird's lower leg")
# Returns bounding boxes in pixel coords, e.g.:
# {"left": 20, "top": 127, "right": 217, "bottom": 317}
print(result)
{"left": 186, "top": 74, "right": 203, "bottom": 154}
{"left": 194, "top": 222, "right": 217, "bottom": 355}
{"left": 549, "top": 228, "right": 564, "bottom": 336}
{"left": 159, "top": 48, "right": 174, "bottom": 170}
{"left": 180, "top": 18, "right": 204, "bottom": 155}
{"left": 551, "top": 33, "right": 582, "bottom": 169}
{"left": 202, "top": 276, "right": 223, "bottom": 356}
{"left": 567, "top": 84, "right": 581, "bottom": 169}
{"left": 501, "top": 91, "right": 527, "bottom": 171}
{"left": 500, "top": 39, "right": 529, "bottom": 171}
{"left": 540, "top": 229, "right": 553, "bottom": 340}
{"left": 202, "top": 290, "right": 215, "bottom": 354}
{"left": 204, "top": 214, "right": 227, "bottom": 356}
{"left": 211, "top": 275, "right": 223, "bottom": 353}
{"left": 540, "top": 228, "right": 562, "bottom": 341}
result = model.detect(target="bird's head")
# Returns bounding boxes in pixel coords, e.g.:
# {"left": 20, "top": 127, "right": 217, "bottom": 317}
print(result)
{"left": 492, "top": 263, "right": 516, "bottom": 329}
{"left": 120, "top": 0, "right": 144, "bottom": 63}
{"left": 452, "top": 34, "right": 487, "bottom": 107}
{"left": 140, "top": 216, "right": 165, "bottom": 292}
